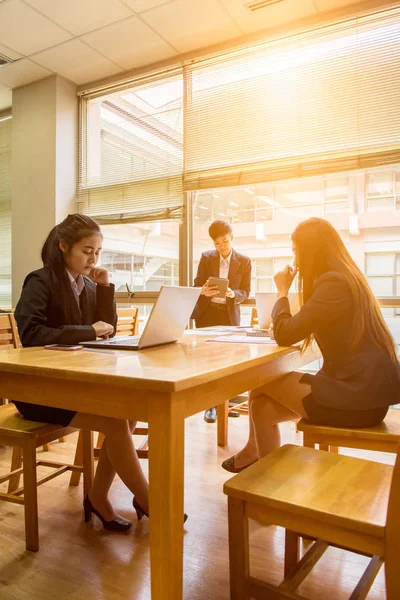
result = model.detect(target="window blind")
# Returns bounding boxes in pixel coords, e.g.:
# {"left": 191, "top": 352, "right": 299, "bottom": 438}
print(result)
{"left": 0, "top": 117, "right": 11, "bottom": 307}
{"left": 184, "top": 9, "right": 400, "bottom": 191}
{"left": 78, "top": 74, "right": 184, "bottom": 223}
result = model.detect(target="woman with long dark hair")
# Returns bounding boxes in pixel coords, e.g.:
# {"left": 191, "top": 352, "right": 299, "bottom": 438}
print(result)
{"left": 222, "top": 217, "right": 400, "bottom": 473}
{"left": 15, "top": 214, "right": 149, "bottom": 530}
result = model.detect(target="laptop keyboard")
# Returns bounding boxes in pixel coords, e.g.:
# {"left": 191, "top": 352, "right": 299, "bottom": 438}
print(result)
{"left": 107, "top": 336, "right": 140, "bottom": 345}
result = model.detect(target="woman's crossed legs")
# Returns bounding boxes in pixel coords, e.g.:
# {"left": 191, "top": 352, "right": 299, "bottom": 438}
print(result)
{"left": 70, "top": 413, "right": 149, "bottom": 521}
{"left": 233, "top": 371, "right": 311, "bottom": 470}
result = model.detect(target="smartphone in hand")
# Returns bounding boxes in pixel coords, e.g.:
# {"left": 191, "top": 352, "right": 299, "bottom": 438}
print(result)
{"left": 44, "top": 345, "right": 83, "bottom": 351}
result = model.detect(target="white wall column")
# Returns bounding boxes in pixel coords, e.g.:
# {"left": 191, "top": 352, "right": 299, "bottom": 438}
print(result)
{"left": 11, "top": 75, "right": 77, "bottom": 304}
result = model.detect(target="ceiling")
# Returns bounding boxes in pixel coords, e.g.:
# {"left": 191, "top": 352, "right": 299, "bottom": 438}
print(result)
{"left": 0, "top": 0, "right": 396, "bottom": 111}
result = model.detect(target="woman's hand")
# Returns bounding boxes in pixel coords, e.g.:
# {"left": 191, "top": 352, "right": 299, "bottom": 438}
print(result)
{"left": 92, "top": 321, "right": 114, "bottom": 338}
{"left": 274, "top": 265, "right": 297, "bottom": 298}
{"left": 88, "top": 267, "right": 109, "bottom": 286}
{"left": 226, "top": 287, "right": 235, "bottom": 299}
{"left": 200, "top": 280, "right": 220, "bottom": 297}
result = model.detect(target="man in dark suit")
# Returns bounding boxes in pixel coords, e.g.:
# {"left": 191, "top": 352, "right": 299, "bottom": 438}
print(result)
{"left": 192, "top": 220, "right": 251, "bottom": 422}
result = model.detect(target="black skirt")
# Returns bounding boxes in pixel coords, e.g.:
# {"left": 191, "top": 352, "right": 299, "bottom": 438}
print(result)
{"left": 13, "top": 401, "right": 76, "bottom": 427}
{"left": 300, "top": 373, "right": 388, "bottom": 428}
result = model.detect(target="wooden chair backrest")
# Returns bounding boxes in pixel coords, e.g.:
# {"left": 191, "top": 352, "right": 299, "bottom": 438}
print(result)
{"left": 250, "top": 307, "right": 258, "bottom": 326}
{"left": 0, "top": 313, "right": 21, "bottom": 350}
{"left": 116, "top": 307, "right": 139, "bottom": 337}
{"left": 386, "top": 443, "right": 400, "bottom": 554}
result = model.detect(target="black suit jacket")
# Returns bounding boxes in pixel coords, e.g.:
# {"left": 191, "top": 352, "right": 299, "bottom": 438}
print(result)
{"left": 272, "top": 270, "right": 400, "bottom": 411}
{"left": 192, "top": 249, "right": 251, "bottom": 327}
{"left": 15, "top": 267, "right": 117, "bottom": 347}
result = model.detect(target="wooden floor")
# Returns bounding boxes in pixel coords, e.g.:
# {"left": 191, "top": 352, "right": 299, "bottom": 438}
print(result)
{"left": 0, "top": 412, "right": 395, "bottom": 600}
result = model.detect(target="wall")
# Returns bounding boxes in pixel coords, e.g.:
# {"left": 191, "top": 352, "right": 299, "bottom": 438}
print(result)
{"left": 12, "top": 75, "right": 77, "bottom": 304}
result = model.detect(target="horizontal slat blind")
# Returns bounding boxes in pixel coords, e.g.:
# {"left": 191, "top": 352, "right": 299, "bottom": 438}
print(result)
{"left": 78, "top": 74, "right": 183, "bottom": 223}
{"left": 0, "top": 118, "right": 11, "bottom": 307}
{"left": 184, "top": 9, "right": 400, "bottom": 191}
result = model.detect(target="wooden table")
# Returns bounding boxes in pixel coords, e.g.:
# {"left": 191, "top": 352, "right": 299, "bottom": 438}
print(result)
{"left": 0, "top": 332, "right": 315, "bottom": 600}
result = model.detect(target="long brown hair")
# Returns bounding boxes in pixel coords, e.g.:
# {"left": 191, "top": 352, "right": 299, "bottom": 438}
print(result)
{"left": 292, "top": 217, "right": 397, "bottom": 361}
{"left": 41, "top": 214, "right": 101, "bottom": 324}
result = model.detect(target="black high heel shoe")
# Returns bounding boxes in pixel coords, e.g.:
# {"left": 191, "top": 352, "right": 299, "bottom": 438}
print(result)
{"left": 133, "top": 497, "right": 188, "bottom": 523}
{"left": 83, "top": 494, "right": 132, "bottom": 532}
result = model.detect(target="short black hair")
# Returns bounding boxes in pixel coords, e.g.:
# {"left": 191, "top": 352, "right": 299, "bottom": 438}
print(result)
{"left": 208, "top": 220, "right": 233, "bottom": 240}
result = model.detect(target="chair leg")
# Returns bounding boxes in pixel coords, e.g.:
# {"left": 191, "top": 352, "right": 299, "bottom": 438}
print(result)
{"left": 284, "top": 530, "right": 300, "bottom": 577}
{"left": 386, "top": 543, "right": 400, "bottom": 600}
{"left": 8, "top": 446, "right": 23, "bottom": 493}
{"left": 227, "top": 497, "right": 250, "bottom": 600}
{"left": 96, "top": 432, "right": 105, "bottom": 451}
{"left": 58, "top": 437, "right": 65, "bottom": 443}
{"left": 319, "top": 444, "right": 339, "bottom": 453}
{"left": 42, "top": 444, "right": 50, "bottom": 452}
{"left": 70, "top": 430, "right": 84, "bottom": 486}
{"left": 23, "top": 441, "right": 39, "bottom": 552}
{"left": 303, "top": 433, "right": 315, "bottom": 449}
{"left": 217, "top": 400, "right": 229, "bottom": 447}
{"left": 82, "top": 430, "right": 94, "bottom": 497}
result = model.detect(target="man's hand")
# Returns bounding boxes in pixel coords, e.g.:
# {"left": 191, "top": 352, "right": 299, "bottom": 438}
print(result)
{"left": 200, "top": 280, "right": 220, "bottom": 297}
{"left": 226, "top": 287, "right": 235, "bottom": 299}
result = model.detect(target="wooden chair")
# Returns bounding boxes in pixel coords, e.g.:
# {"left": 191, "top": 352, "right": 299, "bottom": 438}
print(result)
{"left": 0, "top": 312, "right": 20, "bottom": 350}
{"left": 297, "top": 408, "right": 400, "bottom": 454}
{"left": 0, "top": 403, "right": 93, "bottom": 551}
{"left": 0, "top": 312, "right": 20, "bottom": 407}
{"left": 250, "top": 307, "right": 258, "bottom": 327}
{"left": 230, "top": 308, "right": 259, "bottom": 415}
{"left": 0, "top": 312, "right": 65, "bottom": 449}
{"left": 224, "top": 443, "right": 400, "bottom": 600}
{"left": 115, "top": 307, "right": 139, "bottom": 336}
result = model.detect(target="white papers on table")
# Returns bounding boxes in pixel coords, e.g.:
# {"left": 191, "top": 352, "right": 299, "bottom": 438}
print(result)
{"left": 184, "top": 330, "right": 217, "bottom": 336}
{"left": 208, "top": 335, "right": 277, "bottom": 344}
{"left": 197, "top": 326, "right": 245, "bottom": 332}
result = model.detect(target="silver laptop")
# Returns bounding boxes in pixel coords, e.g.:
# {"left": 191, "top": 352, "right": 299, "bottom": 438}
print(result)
{"left": 80, "top": 286, "right": 201, "bottom": 351}
{"left": 255, "top": 292, "right": 300, "bottom": 329}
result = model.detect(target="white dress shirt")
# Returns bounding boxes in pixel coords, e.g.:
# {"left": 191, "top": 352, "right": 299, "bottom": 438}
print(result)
{"left": 66, "top": 270, "right": 85, "bottom": 306}
{"left": 211, "top": 251, "right": 232, "bottom": 305}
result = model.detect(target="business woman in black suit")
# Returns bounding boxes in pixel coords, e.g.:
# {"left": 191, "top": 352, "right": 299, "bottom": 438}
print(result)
{"left": 222, "top": 217, "right": 400, "bottom": 473}
{"left": 15, "top": 214, "right": 150, "bottom": 530}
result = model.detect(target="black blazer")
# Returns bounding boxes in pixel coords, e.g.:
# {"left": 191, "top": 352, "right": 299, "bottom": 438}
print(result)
{"left": 15, "top": 267, "right": 117, "bottom": 347}
{"left": 272, "top": 270, "right": 400, "bottom": 411}
{"left": 192, "top": 249, "right": 251, "bottom": 327}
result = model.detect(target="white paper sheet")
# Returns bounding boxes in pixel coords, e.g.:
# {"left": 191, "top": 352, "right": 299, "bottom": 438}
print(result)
{"left": 183, "top": 330, "right": 217, "bottom": 336}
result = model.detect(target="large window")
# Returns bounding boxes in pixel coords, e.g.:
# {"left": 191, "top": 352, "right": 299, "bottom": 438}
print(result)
{"left": 79, "top": 8, "right": 400, "bottom": 307}
{"left": 366, "top": 169, "right": 400, "bottom": 212}
{"left": 184, "top": 11, "right": 400, "bottom": 191}
{"left": 366, "top": 252, "right": 400, "bottom": 297}
{"left": 100, "top": 222, "right": 179, "bottom": 293}
{"left": 193, "top": 173, "right": 354, "bottom": 294}
{"left": 79, "top": 74, "right": 184, "bottom": 225}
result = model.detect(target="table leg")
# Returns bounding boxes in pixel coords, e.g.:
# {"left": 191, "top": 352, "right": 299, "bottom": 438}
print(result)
{"left": 217, "top": 400, "right": 228, "bottom": 447}
{"left": 148, "top": 395, "right": 185, "bottom": 600}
